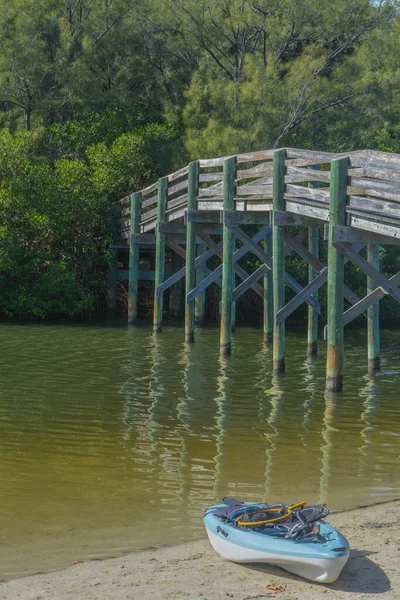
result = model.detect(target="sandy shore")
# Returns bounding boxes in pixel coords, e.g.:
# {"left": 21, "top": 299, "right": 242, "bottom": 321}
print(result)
{"left": 1, "top": 500, "right": 399, "bottom": 600}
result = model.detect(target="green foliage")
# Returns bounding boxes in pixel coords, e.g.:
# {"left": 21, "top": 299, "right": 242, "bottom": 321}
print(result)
{"left": 0, "top": 0, "right": 400, "bottom": 323}
{"left": 0, "top": 116, "right": 180, "bottom": 320}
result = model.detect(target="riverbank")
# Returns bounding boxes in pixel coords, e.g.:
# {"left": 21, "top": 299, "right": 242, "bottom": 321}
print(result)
{"left": 1, "top": 500, "right": 399, "bottom": 600}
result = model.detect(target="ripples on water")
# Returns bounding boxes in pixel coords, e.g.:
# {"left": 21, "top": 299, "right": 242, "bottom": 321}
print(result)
{"left": 0, "top": 323, "right": 399, "bottom": 577}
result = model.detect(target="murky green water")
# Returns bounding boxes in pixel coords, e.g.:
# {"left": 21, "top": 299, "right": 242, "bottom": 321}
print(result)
{"left": 0, "top": 323, "right": 399, "bottom": 578}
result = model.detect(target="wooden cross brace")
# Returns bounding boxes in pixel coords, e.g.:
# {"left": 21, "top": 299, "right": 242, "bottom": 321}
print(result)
{"left": 156, "top": 239, "right": 222, "bottom": 296}
{"left": 227, "top": 224, "right": 320, "bottom": 314}
{"left": 188, "top": 227, "right": 310, "bottom": 304}
{"left": 321, "top": 242, "right": 400, "bottom": 338}
{"left": 188, "top": 226, "right": 271, "bottom": 303}
{"left": 275, "top": 236, "right": 365, "bottom": 324}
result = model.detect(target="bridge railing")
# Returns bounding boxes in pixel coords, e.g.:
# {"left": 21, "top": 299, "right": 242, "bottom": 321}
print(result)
{"left": 115, "top": 147, "right": 400, "bottom": 241}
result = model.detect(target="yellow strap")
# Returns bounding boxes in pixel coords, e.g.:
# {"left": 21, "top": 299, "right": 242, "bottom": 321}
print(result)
{"left": 235, "top": 500, "right": 307, "bottom": 527}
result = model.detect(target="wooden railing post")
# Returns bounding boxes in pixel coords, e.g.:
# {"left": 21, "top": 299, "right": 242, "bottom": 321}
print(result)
{"left": 326, "top": 157, "right": 348, "bottom": 392}
{"left": 367, "top": 244, "right": 381, "bottom": 372}
{"left": 272, "top": 150, "right": 286, "bottom": 371}
{"left": 153, "top": 177, "right": 168, "bottom": 333}
{"left": 220, "top": 155, "right": 237, "bottom": 355}
{"left": 264, "top": 221, "right": 273, "bottom": 343}
{"left": 185, "top": 161, "right": 199, "bottom": 342}
{"left": 128, "top": 191, "right": 142, "bottom": 325}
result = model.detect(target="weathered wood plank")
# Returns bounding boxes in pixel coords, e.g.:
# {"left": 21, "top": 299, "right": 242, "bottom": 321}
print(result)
{"left": 285, "top": 148, "right": 343, "bottom": 162}
{"left": 335, "top": 242, "right": 400, "bottom": 303}
{"left": 168, "top": 165, "right": 189, "bottom": 183}
{"left": 142, "top": 194, "right": 158, "bottom": 209}
{"left": 223, "top": 211, "right": 271, "bottom": 226}
{"left": 364, "top": 166, "right": 400, "bottom": 184}
{"left": 167, "top": 193, "right": 189, "bottom": 210}
{"left": 346, "top": 206, "right": 400, "bottom": 227}
{"left": 274, "top": 211, "right": 317, "bottom": 227}
{"left": 186, "top": 210, "right": 221, "bottom": 223}
{"left": 285, "top": 184, "right": 330, "bottom": 203}
{"left": 199, "top": 157, "right": 228, "bottom": 168}
{"left": 233, "top": 265, "right": 267, "bottom": 301}
{"left": 236, "top": 150, "right": 274, "bottom": 163}
{"left": 348, "top": 216, "right": 400, "bottom": 240}
{"left": 331, "top": 225, "right": 400, "bottom": 245}
{"left": 348, "top": 196, "right": 400, "bottom": 219}
{"left": 285, "top": 200, "right": 329, "bottom": 221}
{"left": 168, "top": 179, "right": 188, "bottom": 198}
{"left": 199, "top": 172, "right": 224, "bottom": 182}
{"left": 140, "top": 180, "right": 159, "bottom": 198}
{"left": 236, "top": 184, "right": 273, "bottom": 196}
{"left": 348, "top": 177, "right": 400, "bottom": 202}
{"left": 130, "top": 233, "right": 156, "bottom": 245}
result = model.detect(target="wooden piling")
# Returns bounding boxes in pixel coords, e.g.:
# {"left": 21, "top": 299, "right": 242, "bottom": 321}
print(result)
{"left": 153, "top": 177, "right": 168, "bottom": 333}
{"left": 128, "top": 192, "right": 142, "bottom": 325}
{"left": 326, "top": 157, "right": 348, "bottom": 392}
{"left": 264, "top": 223, "right": 273, "bottom": 343}
{"left": 367, "top": 244, "right": 381, "bottom": 372}
{"left": 185, "top": 161, "right": 199, "bottom": 342}
{"left": 272, "top": 150, "right": 286, "bottom": 372}
{"left": 195, "top": 243, "right": 206, "bottom": 326}
{"left": 220, "top": 156, "right": 237, "bottom": 355}
{"left": 307, "top": 225, "right": 319, "bottom": 356}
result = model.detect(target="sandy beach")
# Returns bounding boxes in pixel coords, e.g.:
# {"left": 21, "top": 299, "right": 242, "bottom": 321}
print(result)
{"left": 1, "top": 500, "right": 399, "bottom": 600}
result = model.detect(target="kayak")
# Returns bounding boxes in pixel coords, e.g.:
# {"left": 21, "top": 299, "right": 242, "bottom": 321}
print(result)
{"left": 204, "top": 498, "right": 350, "bottom": 583}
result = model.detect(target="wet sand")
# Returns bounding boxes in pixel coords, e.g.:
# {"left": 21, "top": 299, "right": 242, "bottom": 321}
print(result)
{"left": 1, "top": 500, "right": 399, "bottom": 600}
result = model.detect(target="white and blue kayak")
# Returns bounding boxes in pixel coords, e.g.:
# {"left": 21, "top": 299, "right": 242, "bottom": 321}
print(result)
{"left": 204, "top": 498, "right": 349, "bottom": 583}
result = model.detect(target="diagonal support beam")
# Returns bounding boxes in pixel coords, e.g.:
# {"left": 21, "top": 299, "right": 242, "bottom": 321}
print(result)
{"left": 156, "top": 241, "right": 222, "bottom": 295}
{"left": 187, "top": 225, "right": 270, "bottom": 302}
{"left": 343, "top": 271, "right": 400, "bottom": 325}
{"left": 284, "top": 232, "right": 364, "bottom": 307}
{"left": 334, "top": 242, "right": 400, "bottom": 304}
{"left": 195, "top": 229, "right": 265, "bottom": 300}
{"left": 229, "top": 224, "right": 320, "bottom": 314}
{"left": 233, "top": 265, "right": 268, "bottom": 301}
{"left": 279, "top": 242, "right": 366, "bottom": 326}
{"left": 276, "top": 268, "right": 327, "bottom": 324}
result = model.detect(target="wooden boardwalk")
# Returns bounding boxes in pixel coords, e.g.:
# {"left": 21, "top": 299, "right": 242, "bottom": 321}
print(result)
{"left": 108, "top": 148, "right": 400, "bottom": 391}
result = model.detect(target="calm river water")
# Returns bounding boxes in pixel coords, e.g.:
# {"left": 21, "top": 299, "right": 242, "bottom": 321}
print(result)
{"left": 0, "top": 323, "right": 399, "bottom": 578}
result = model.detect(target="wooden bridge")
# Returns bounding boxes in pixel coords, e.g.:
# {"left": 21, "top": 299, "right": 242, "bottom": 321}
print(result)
{"left": 107, "top": 148, "right": 400, "bottom": 392}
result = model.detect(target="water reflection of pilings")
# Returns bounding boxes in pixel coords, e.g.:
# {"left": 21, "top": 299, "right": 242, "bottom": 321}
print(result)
{"left": 358, "top": 374, "right": 380, "bottom": 477}
{"left": 176, "top": 342, "right": 193, "bottom": 509}
{"left": 213, "top": 354, "right": 231, "bottom": 502}
{"left": 263, "top": 374, "right": 284, "bottom": 500}
{"left": 120, "top": 328, "right": 153, "bottom": 442}
{"left": 319, "top": 393, "right": 339, "bottom": 505}
{"left": 301, "top": 357, "right": 319, "bottom": 429}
